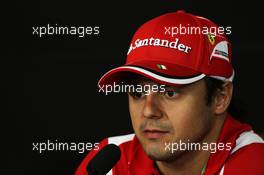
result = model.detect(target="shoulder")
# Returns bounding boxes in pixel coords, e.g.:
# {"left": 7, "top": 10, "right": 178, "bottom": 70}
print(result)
{"left": 224, "top": 131, "right": 264, "bottom": 175}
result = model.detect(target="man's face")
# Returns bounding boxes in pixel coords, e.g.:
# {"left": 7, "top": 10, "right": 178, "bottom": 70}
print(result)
{"left": 128, "top": 78, "right": 214, "bottom": 161}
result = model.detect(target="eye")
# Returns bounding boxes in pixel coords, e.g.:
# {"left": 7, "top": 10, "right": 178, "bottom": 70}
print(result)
{"left": 160, "top": 87, "right": 180, "bottom": 98}
{"left": 165, "top": 90, "right": 179, "bottom": 98}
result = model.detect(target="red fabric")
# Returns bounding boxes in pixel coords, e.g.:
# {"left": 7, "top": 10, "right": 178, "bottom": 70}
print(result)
{"left": 224, "top": 143, "right": 264, "bottom": 174}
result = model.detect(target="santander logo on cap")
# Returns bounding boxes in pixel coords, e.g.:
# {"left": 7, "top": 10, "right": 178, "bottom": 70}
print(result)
{"left": 127, "top": 37, "right": 192, "bottom": 55}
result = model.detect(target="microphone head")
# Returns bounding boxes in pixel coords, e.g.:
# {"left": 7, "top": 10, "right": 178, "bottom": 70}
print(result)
{"left": 86, "top": 144, "right": 121, "bottom": 175}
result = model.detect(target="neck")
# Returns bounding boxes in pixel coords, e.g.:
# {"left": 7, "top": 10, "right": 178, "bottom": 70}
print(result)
{"left": 156, "top": 114, "right": 226, "bottom": 175}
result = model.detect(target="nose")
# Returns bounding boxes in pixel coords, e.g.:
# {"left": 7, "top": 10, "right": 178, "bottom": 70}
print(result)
{"left": 143, "top": 93, "right": 163, "bottom": 119}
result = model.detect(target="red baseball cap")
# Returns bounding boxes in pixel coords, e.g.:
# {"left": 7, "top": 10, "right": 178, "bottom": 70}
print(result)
{"left": 98, "top": 10, "right": 234, "bottom": 87}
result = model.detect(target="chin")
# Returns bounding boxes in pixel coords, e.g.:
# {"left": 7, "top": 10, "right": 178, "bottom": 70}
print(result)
{"left": 143, "top": 144, "right": 169, "bottom": 160}
{"left": 144, "top": 143, "right": 185, "bottom": 161}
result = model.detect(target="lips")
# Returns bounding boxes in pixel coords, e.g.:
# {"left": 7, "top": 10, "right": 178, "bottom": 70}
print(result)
{"left": 143, "top": 129, "right": 169, "bottom": 139}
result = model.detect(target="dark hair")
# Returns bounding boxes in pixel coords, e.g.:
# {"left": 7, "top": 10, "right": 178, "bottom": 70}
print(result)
{"left": 203, "top": 77, "right": 225, "bottom": 106}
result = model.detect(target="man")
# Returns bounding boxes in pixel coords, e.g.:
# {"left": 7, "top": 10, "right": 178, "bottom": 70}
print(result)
{"left": 75, "top": 10, "right": 264, "bottom": 175}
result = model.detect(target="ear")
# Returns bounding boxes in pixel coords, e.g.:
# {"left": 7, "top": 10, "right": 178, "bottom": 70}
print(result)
{"left": 214, "top": 82, "right": 233, "bottom": 115}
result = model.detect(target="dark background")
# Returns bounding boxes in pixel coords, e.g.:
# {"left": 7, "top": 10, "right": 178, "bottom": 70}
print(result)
{"left": 7, "top": 0, "right": 264, "bottom": 175}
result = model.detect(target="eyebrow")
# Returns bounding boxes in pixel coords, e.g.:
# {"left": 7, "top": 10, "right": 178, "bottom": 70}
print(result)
{"left": 163, "top": 82, "right": 196, "bottom": 90}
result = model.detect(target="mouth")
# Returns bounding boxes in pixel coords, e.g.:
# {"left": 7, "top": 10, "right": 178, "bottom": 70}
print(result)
{"left": 143, "top": 129, "right": 169, "bottom": 139}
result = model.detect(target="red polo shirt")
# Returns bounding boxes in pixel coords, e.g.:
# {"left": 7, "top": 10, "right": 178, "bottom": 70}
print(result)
{"left": 75, "top": 114, "right": 264, "bottom": 175}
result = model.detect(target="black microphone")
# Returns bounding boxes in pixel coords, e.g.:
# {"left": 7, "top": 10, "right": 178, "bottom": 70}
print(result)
{"left": 86, "top": 144, "right": 121, "bottom": 175}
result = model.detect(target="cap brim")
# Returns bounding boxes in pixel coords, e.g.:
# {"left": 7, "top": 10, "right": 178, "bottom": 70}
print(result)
{"left": 98, "top": 64, "right": 206, "bottom": 87}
